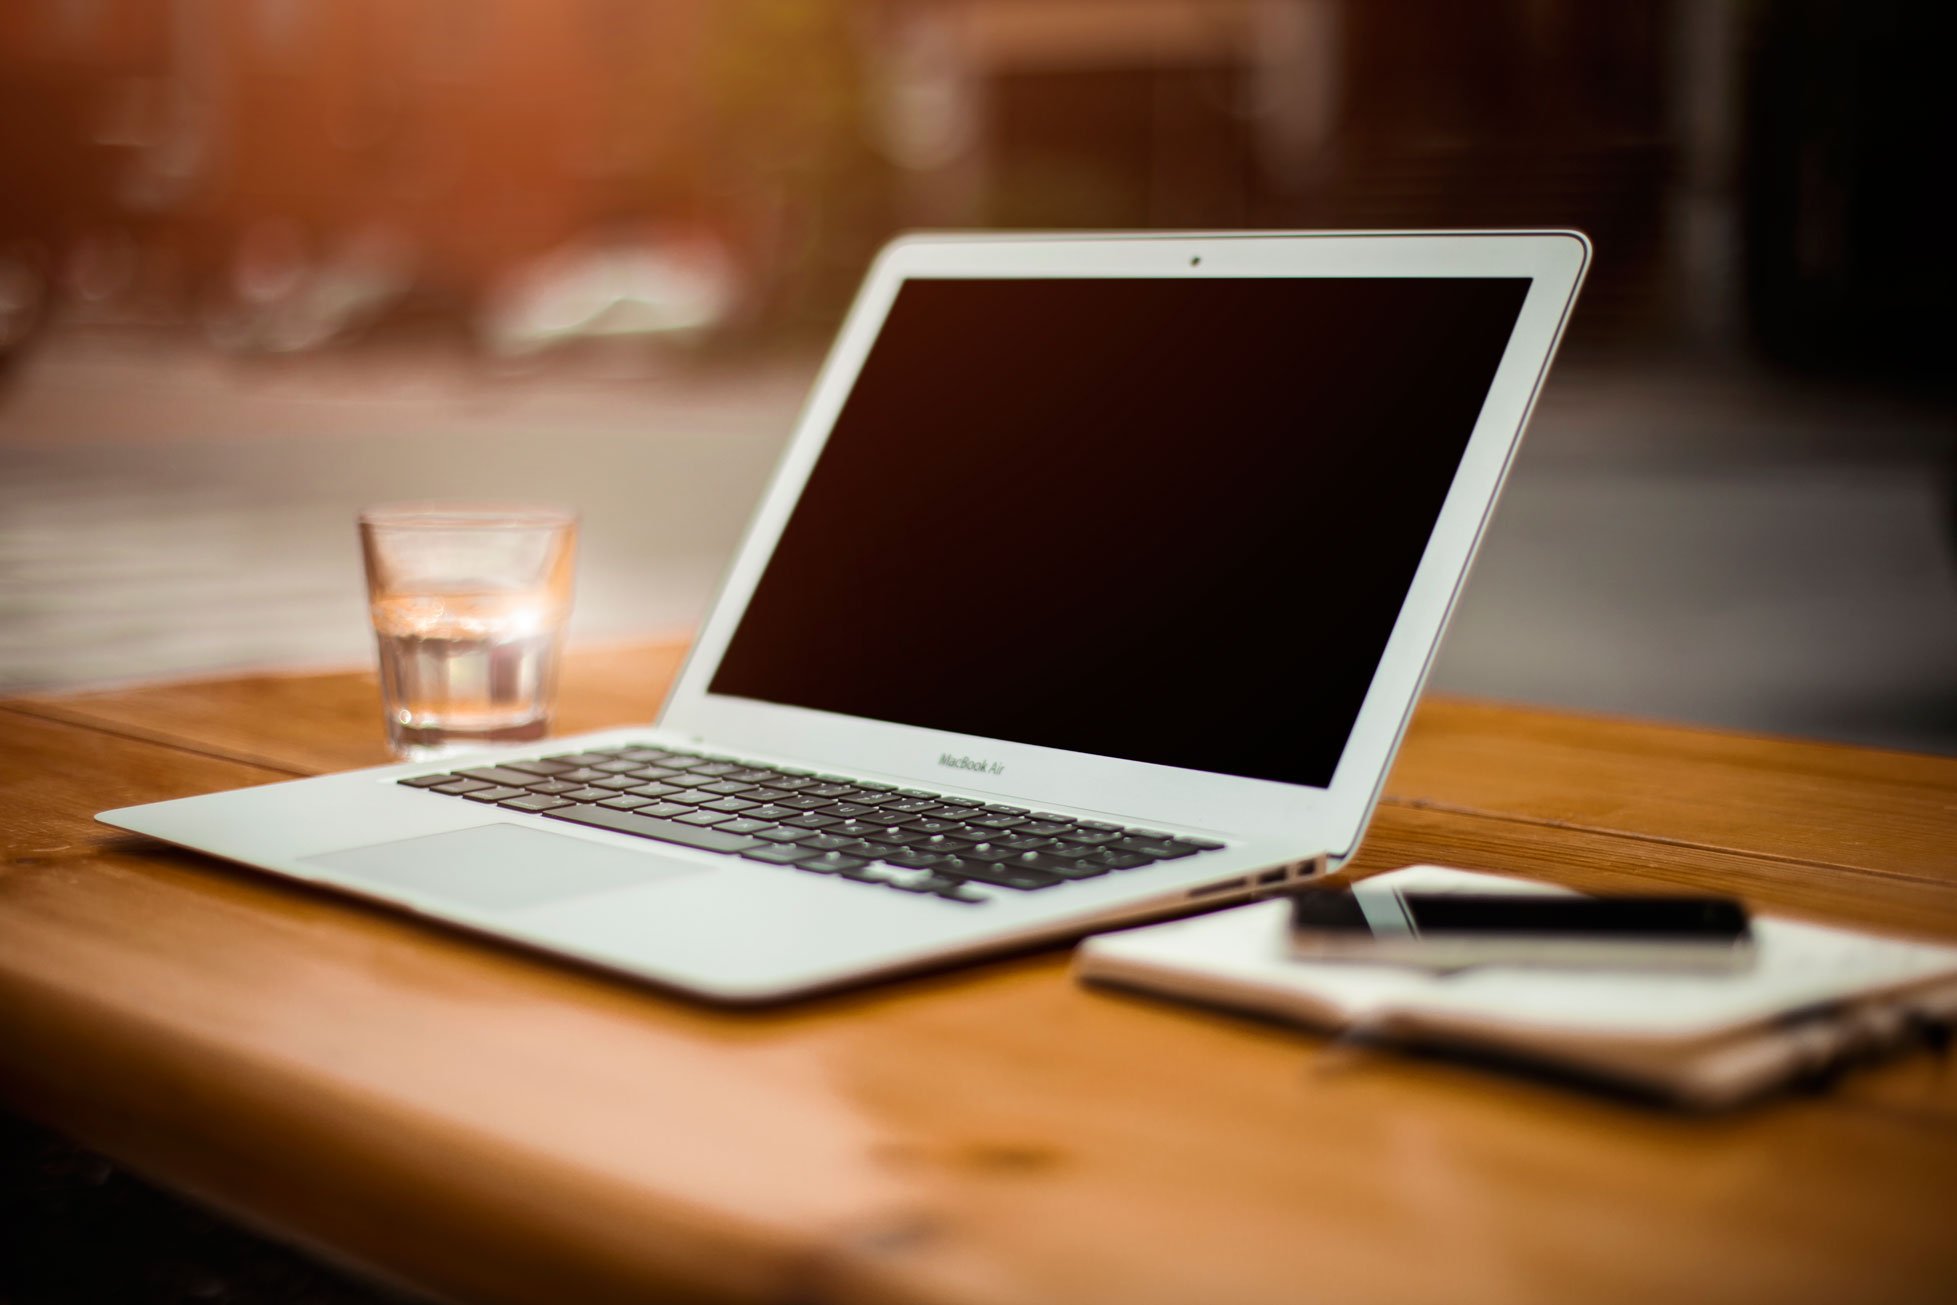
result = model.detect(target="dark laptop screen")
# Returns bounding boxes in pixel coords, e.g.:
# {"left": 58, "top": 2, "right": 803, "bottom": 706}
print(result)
{"left": 708, "top": 276, "right": 1530, "bottom": 788}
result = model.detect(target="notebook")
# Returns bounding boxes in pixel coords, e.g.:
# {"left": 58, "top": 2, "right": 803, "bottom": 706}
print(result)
{"left": 1077, "top": 866, "right": 1957, "bottom": 1107}
{"left": 98, "top": 232, "right": 1590, "bottom": 1002}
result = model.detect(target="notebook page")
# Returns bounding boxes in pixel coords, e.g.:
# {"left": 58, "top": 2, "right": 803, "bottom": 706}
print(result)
{"left": 1078, "top": 866, "right": 1957, "bottom": 1045}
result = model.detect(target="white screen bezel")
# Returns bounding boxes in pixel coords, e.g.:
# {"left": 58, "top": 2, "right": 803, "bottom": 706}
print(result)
{"left": 654, "top": 231, "right": 1587, "bottom": 855}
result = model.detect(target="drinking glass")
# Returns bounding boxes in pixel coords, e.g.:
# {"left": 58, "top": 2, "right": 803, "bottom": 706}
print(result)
{"left": 358, "top": 503, "right": 578, "bottom": 760}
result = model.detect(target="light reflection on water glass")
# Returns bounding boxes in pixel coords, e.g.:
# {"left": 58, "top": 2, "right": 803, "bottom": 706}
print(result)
{"left": 358, "top": 503, "right": 578, "bottom": 761}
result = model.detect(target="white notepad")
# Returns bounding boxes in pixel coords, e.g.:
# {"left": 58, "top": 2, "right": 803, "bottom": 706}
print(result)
{"left": 1076, "top": 866, "right": 1957, "bottom": 1107}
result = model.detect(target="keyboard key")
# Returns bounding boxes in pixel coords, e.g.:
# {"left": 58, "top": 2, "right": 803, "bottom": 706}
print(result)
{"left": 634, "top": 801, "right": 698, "bottom": 820}
{"left": 598, "top": 795, "right": 656, "bottom": 811}
{"left": 1003, "top": 851, "right": 1109, "bottom": 880}
{"left": 617, "top": 748, "right": 682, "bottom": 765}
{"left": 625, "top": 767, "right": 682, "bottom": 783}
{"left": 796, "top": 834, "right": 853, "bottom": 852}
{"left": 825, "top": 802, "right": 875, "bottom": 819}
{"left": 500, "top": 794, "right": 572, "bottom": 812}
{"left": 545, "top": 805, "right": 763, "bottom": 853}
{"left": 1016, "top": 821, "right": 1071, "bottom": 837}
{"left": 690, "top": 762, "right": 739, "bottom": 777}
{"left": 662, "top": 774, "right": 722, "bottom": 789}
{"left": 826, "top": 820, "right": 893, "bottom": 840}
{"left": 431, "top": 779, "right": 493, "bottom": 795}
{"left": 702, "top": 797, "right": 758, "bottom": 814}
{"left": 715, "top": 818, "right": 777, "bottom": 835}
{"left": 883, "top": 851, "right": 952, "bottom": 869}
{"left": 525, "top": 780, "right": 584, "bottom": 796}
{"left": 1176, "top": 836, "right": 1227, "bottom": 851}
{"left": 904, "top": 818, "right": 960, "bottom": 835}
{"left": 970, "top": 815, "right": 1026, "bottom": 830}
{"left": 750, "top": 825, "right": 809, "bottom": 843}
{"left": 726, "top": 768, "right": 779, "bottom": 782}
{"left": 740, "top": 845, "right": 815, "bottom": 866}
{"left": 1061, "top": 830, "right": 1122, "bottom": 846}
{"left": 398, "top": 774, "right": 455, "bottom": 788}
{"left": 741, "top": 804, "right": 798, "bottom": 822}
{"left": 700, "top": 780, "right": 753, "bottom": 795}
{"left": 1117, "top": 840, "right": 1196, "bottom": 860}
{"left": 938, "top": 860, "right": 1059, "bottom": 891}
{"left": 787, "top": 813, "right": 840, "bottom": 830}
{"left": 545, "top": 752, "right": 619, "bottom": 767}
{"left": 1073, "top": 821, "right": 1120, "bottom": 832}
{"left": 1081, "top": 850, "right": 1154, "bottom": 870}
{"left": 592, "top": 760, "right": 643, "bottom": 774}
{"left": 910, "top": 832, "right": 979, "bottom": 853}
{"left": 462, "top": 786, "right": 527, "bottom": 803}
{"left": 799, "top": 852, "right": 868, "bottom": 875}
{"left": 554, "top": 768, "right": 611, "bottom": 784}
{"left": 980, "top": 804, "right": 1028, "bottom": 816}
{"left": 591, "top": 776, "right": 645, "bottom": 791}
{"left": 558, "top": 787, "right": 617, "bottom": 803}
{"left": 677, "top": 809, "right": 734, "bottom": 827}
{"left": 503, "top": 760, "right": 575, "bottom": 777}
{"left": 628, "top": 782, "right": 684, "bottom": 799}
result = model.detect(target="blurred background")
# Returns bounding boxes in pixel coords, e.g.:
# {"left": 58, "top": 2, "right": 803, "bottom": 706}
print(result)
{"left": 1, "top": 0, "right": 1953, "bottom": 756}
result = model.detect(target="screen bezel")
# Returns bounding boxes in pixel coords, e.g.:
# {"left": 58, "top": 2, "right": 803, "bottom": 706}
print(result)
{"left": 653, "top": 231, "right": 1588, "bottom": 857}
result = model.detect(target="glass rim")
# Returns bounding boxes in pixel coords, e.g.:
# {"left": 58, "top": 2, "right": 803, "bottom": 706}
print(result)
{"left": 358, "top": 501, "right": 578, "bottom": 531}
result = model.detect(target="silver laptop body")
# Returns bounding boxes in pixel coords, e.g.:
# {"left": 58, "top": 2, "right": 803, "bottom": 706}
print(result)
{"left": 101, "top": 230, "right": 1589, "bottom": 1001}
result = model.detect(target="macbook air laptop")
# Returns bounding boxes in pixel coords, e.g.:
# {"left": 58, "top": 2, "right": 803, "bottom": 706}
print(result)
{"left": 101, "top": 230, "right": 1589, "bottom": 1002}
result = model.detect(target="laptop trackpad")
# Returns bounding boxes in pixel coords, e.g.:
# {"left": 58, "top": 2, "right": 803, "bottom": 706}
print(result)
{"left": 303, "top": 823, "right": 706, "bottom": 911}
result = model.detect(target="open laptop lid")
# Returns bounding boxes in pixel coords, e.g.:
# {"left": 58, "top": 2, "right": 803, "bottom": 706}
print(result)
{"left": 656, "top": 231, "right": 1587, "bottom": 860}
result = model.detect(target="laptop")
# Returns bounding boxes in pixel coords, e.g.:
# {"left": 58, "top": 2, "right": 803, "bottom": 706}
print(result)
{"left": 100, "top": 230, "right": 1589, "bottom": 1002}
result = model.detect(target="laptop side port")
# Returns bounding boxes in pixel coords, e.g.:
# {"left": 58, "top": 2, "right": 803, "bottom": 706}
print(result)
{"left": 1255, "top": 869, "right": 1287, "bottom": 885}
{"left": 1187, "top": 877, "right": 1251, "bottom": 899}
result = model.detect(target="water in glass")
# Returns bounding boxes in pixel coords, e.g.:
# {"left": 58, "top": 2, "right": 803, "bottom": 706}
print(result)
{"left": 373, "top": 590, "right": 561, "bottom": 758}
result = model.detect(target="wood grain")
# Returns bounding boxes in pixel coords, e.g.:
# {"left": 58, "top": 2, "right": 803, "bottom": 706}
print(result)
{"left": 1386, "top": 697, "right": 1957, "bottom": 884}
{"left": 1351, "top": 803, "right": 1957, "bottom": 941}
{"left": 5, "top": 660, "right": 1957, "bottom": 1305}
{"left": 10, "top": 641, "right": 689, "bottom": 777}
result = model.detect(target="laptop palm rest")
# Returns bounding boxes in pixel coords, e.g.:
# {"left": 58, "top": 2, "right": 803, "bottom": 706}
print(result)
{"left": 304, "top": 823, "right": 706, "bottom": 912}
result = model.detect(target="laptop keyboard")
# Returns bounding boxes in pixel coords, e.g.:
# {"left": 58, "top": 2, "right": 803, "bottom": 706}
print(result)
{"left": 398, "top": 744, "right": 1225, "bottom": 905}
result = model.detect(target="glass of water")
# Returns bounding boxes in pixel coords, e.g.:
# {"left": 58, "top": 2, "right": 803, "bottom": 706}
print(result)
{"left": 358, "top": 503, "right": 578, "bottom": 760}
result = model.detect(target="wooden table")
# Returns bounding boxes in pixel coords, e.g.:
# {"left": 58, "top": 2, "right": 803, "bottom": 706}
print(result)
{"left": 4, "top": 641, "right": 1955, "bottom": 1305}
